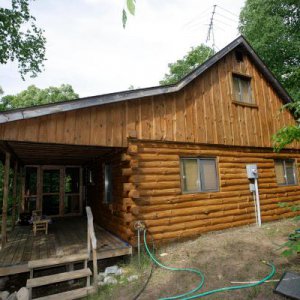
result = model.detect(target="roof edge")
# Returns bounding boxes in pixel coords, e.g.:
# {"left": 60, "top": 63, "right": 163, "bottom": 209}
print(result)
{"left": 0, "top": 35, "right": 293, "bottom": 124}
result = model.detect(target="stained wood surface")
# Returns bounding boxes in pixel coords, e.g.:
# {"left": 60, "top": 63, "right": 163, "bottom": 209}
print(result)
{"left": 128, "top": 141, "right": 300, "bottom": 242}
{"left": 0, "top": 51, "right": 297, "bottom": 149}
{"left": 0, "top": 217, "right": 131, "bottom": 276}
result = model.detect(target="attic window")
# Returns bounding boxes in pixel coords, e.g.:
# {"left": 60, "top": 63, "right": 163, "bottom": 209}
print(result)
{"left": 235, "top": 50, "right": 244, "bottom": 62}
{"left": 232, "top": 73, "right": 254, "bottom": 105}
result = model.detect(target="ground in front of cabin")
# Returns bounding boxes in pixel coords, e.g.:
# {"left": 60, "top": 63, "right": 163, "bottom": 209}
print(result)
{"left": 90, "top": 218, "right": 300, "bottom": 300}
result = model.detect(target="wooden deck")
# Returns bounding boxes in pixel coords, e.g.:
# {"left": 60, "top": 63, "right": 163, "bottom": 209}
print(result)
{"left": 0, "top": 217, "right": 132, "bottom": 276}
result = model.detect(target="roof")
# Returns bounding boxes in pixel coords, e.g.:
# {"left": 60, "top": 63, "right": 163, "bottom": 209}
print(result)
{"left": 0, "top": 35, "right": 293, "bottom": 124}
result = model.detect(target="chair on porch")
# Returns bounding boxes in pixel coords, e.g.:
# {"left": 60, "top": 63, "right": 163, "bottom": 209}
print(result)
{"left": 32, "top": 210, "right": 50, "bottom": 236}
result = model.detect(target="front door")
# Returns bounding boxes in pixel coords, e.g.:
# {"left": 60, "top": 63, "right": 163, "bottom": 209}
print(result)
{"left": 42, "top": 168, "right": 61, "bottom": 216}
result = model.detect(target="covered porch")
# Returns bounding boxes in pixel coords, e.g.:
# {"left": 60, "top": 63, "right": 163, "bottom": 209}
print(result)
{"left": 0, "top": 217, "right": 132, "bottom": 276}
{"left": 0, "top": 141, "right": 132, "bottom": 276}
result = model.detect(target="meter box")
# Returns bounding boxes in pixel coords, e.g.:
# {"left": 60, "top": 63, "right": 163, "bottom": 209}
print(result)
{"left": 246, "top": 164, "right": 258, "bottom": 179}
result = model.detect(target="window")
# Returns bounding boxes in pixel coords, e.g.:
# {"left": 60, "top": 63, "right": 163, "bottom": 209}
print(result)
{"left": 104, "top": 163, "right": 113, "bottom": 203}
{"left": 274, "top": 159, "right": 297, "bottom": 186}
{"left": 180, "top": 158, "right": 219, "bottom": 193}
{"left": 232, "top": 74, "right": 253, "bottom": 104}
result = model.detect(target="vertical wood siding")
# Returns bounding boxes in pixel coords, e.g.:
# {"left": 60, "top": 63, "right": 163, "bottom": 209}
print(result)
{"left": 0, "top": 50, "right": 297, "bottom": 149}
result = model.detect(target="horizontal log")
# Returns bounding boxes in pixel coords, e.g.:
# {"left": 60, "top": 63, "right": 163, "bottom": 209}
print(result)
{"left": 138, "top": 161, "right": 180, "bottom": 168}
{"left": 129, "top": 174, "right": 180, "bottom": 183}
{"left": 139, "top": 188, "right": 181, "bottom": 197}
{"left": 219, "top": 163, "right": 274, "bottom": 169}
{"left": 138, "top": 181, "right": 180, "bottom": 190}
{"left": 138, "top": 167, "right": 180, "bottom": 175}
{"left": 122, "top": 168, "right": 133, "bottom": 176}
{"left": 137, "top": 145, "right": 300, "bottom": 159}
{"left": 138, "top": 203, "right": 241, "bottom": 220}
{"left": 141, "top": 207, "right": 255, "bottom": 228}
{"left": 149, "top": 218, "right": 255, "bottom": 241}
{"left": 138, "top": 154, "right": 179, "bottom": 161}
{"left": 134, "top": 196, "right": 252, "bottom": 214}
{"left": 128, "top": 189, "right": 140, "bottom": 198}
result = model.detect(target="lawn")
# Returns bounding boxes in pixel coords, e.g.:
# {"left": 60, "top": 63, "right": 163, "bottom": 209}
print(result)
{"left": 91, "top": 218, "right": 300, "bottom": 300}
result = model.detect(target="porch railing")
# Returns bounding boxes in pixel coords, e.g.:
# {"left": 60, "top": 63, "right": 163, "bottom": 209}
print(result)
{"left": 86, "top": 206, "right": 98, "bottom": 287}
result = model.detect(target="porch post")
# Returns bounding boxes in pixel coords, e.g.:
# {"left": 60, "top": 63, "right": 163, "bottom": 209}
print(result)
{"left": 1, "top": 152, "right": 11, "bottom": 249}
{"left": 11, "top": 161, "right": 18, "bottom": 230}
{"left": 20, "top": 167, "right": 25, "bottom": 213}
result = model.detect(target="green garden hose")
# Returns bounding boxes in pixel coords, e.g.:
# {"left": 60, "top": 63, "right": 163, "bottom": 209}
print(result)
{"left": 180, "top": 261, "right": 276, "bottom": 299}
{"left": 144, "top": 230, "right": 205, "bottom": 300}
{"left": 143, "top": 230, "right": 276, "bottom": 300}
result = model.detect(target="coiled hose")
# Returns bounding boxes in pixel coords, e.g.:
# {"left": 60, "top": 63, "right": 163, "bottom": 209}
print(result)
{"left": 143, "top": 229, "right": 276, "bottom": 300}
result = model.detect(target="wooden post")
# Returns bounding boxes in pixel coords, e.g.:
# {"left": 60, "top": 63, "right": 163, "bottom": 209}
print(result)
{"left": 20, "top": 168, "right": 25, "bottom": 213}
{"left": 11, "top": 161, "right": 18, "bottom": 230}
{"left": 1, "top": 152, "right": 11, "bottom": 249}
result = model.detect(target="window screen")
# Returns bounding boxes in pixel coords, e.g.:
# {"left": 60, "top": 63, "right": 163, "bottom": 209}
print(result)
{"left": 232, "top": 74, "right": 253, "bottom": 104}
{"left": 275, "top": 159, "right": 297, "bottom": 186}
{"left": 181, "top": 158, "right": 218, "bottom": 193}
{"left": 104, "top": 164, "right": 113, "bottom": 203}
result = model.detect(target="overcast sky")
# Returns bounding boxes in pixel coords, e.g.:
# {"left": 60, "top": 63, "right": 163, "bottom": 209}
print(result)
{"left": 1, "top": 0, "right": 245, "bottom": 98}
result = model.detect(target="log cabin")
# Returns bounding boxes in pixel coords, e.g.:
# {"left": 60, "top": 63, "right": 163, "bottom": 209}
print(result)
{"left": 0, "top": 36, "right": 300, "bottom": 272}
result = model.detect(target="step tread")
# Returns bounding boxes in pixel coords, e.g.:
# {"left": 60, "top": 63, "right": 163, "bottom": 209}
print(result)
{"left": 34, "top": 286, "right": 95, "bottom": 300}
{"left": 26, "top": 268, "right": 92, "bottom": 288}
{"left": 28, "top": 253, "right": 89, "bottom": 269}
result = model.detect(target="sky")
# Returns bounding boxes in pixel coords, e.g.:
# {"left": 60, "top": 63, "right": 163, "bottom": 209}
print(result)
{"left": 1, "top": 0, "right": 246, "bottom": 98}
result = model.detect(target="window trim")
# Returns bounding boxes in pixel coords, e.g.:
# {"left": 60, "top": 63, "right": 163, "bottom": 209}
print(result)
{"left": 180, "top": 157, "right": 219, "bottom": 194}
{"left": 274, "top": 159, "right": 298, "bottom": 186}
{"left": 231, "top": 72, "right": 256, "bottom": 106}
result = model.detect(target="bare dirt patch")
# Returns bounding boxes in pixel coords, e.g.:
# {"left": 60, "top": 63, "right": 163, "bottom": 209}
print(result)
{"left": 92, "top": 219, "right": 300, "bottom": 300}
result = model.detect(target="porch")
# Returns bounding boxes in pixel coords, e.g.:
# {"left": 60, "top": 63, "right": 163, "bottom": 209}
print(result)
{"left": 0, "top": 217, "right": 132, "bottom": 276}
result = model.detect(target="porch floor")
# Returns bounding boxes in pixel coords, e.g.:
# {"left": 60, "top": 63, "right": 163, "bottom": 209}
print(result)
{"left": 0, "top": 217, "right": 132, "bottom": 276}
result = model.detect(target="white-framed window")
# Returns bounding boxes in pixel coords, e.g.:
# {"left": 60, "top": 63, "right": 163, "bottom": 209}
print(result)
{"left": 180, "top": 158, "right": 219, "bottom": 193}
{"left": 103, "top": 163, "right": 113, "bottom": 203}
{"left": 274, "top": 159, "right": 297, "bottom": 186}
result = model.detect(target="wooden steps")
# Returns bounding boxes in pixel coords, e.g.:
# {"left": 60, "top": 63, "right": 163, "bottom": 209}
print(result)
{"left": 28, "top": 254, "right": 89, "bottom": 269}
{"left": 27, "top": 268, "right": 92, "bottom": 288}
{"left": 26, "top": 254, "right": 93, "bottom": 300}
{"left": 34, "top": 286, "right": 95, "bottom": 300}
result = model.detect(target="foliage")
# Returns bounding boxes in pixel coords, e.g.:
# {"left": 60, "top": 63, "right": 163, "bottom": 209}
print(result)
{"left": 239, "top": 0, "right": 300, "bottom": 102}
{"left": 278, "top": 202, "right": 300, "bottom": 257}
{"left": 122, "top": 0, "right": 136, "bottom": 28}
{"left": 0, "top": 0, "right": 46, "bottom": 79}
{"left": 273, "top": 100, "right": 300, "bottom": 151}
{"left": 159, "top": 44, "right": 214, "bottom": 85}
{"left": 0, "top": 84, "right": 79, "bottom": 111}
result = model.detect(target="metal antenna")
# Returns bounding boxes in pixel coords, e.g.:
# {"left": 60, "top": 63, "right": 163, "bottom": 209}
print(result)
{"left": 206, "top": 4, "right": 217, "bottom": 51}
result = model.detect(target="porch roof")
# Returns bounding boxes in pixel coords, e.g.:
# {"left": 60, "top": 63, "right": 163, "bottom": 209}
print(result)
{"left": 0, "top": 141, "right": 124, "bottom": 165}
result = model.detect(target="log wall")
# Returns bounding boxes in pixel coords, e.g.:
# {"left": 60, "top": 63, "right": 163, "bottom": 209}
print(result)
{"left": 0, "top": 50, "right": 298, "bottom": 149}
{"left": 87, "top": 151, "right": 135, "bottom": 243}
{"left": 126, "top": 140, "right": 300, "bottom": 243}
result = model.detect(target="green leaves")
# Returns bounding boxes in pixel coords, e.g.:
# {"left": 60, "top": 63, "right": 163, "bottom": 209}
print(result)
{"left": 127, "top": 0, "right": 136, "bottom": 15}
{"left": 122, "top": 9, "right": 127, "bottom": 29}
{"left": 122, "top": 0, "right": 136, "bottom": 28}
{"left": 0, "top": 0, "right": 46, "bottom": 79}
{"left": 239, "top": 0, "right": 300, "bottom": 102}
{"left": 0, "top": 84, "right": 79, "bottom": 111}
{"left": 160, "top": 44, "right": 214, "bottom": 85}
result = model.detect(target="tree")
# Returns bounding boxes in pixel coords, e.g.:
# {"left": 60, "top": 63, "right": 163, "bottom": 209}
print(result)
{"left": 159, "top": 44, "right": 214, "bottom": 85}
{"left": 0, "top": 0, "right": 46, "bottom": 79}
{"left": 0, "top": 84, "right": 79, "bottom": 111}
{"left": 239, "top": 0, "right": 300, "bottom": 101}
{"left": 273, "top": 101, "right": 300, "bottom": 151}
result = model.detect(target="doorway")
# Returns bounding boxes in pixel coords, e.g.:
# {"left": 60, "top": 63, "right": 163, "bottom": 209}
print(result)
{"left": 24, "top": 165, "right": 83, "bottom": 217}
